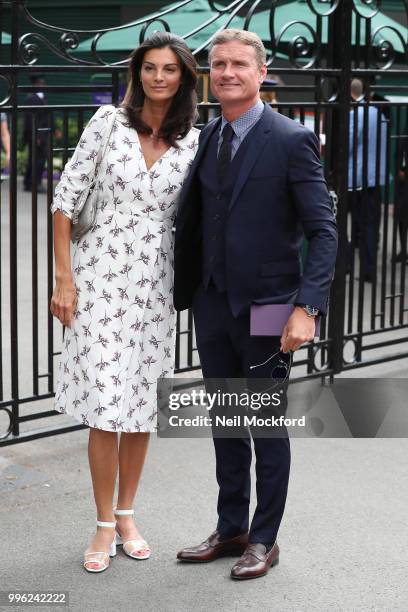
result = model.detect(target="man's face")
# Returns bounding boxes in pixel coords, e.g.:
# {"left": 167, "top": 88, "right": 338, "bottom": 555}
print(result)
{"left": 210, "top": 41, "right": 266, "bottom": 107}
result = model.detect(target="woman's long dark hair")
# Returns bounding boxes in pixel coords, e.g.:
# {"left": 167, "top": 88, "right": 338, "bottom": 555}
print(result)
{"left": 121, "top": 32, "right": 198, "bottom": 147}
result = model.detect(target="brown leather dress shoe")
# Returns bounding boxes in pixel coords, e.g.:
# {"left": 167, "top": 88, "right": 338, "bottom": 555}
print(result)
{"left": 230, "top": 542, "right": 279, "bottom": 580}
{"left": 177, "top": 530, "right": 249, "bottom": 563}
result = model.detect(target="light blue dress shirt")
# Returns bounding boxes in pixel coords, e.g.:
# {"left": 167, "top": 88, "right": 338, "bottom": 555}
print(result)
{"left": 218, "top": 99, "right": 264, "bottom": 159}
{"left": 348, "top": 105, "right": 387, "bottom": 189}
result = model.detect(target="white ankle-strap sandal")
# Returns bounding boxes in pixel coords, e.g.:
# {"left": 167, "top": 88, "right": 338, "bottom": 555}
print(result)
{"left": 83, "top": 520, "right": 117, "bottom": 573}
{"left": 113, "top": 507, "right": 151, "bottom": 560}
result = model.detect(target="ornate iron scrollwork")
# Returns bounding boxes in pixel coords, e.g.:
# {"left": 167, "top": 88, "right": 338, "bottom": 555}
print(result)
{"left": 0, "top": 74, "right": 12, "bottom": 107}
{"left": 11, "top": 0, "right": 406, "bottom": 71}
{"left": 306, "top": 0, "right": 341, "bottom": 18}
{"left": 12, "top": 0, "right": 341, "bottom": 67}
{"left": 352, "top": 0, "right": 380, "bottom": 20}
{"left": 0, "top": 407, "right": 13, "bottom": 441}
{"left": 59, "top": 32, "right": 80, "bottom": 54}
{"left": 352, "top": 0, "right": 408, "bottom": 68}
{"left": 370, "top": 25, "right": 408, "bottom": 69}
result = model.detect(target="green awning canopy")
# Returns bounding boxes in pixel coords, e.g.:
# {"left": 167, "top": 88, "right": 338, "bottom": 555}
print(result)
{"left": 249, "top": 3, "right": 407, "bottom": 55}
{"left": 1, "top": 31, "right": 11, "bottom": 44}
{"left": 75, "top": 0, "right": 244, "bottom": 53}
{"left": 74, "top": 0, "right": 407, "bottom": 56}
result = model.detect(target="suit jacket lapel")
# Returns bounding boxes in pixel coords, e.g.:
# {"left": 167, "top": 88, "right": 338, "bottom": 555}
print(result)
{"left": 228, "top": 104, "right": 274, "bottom": 212}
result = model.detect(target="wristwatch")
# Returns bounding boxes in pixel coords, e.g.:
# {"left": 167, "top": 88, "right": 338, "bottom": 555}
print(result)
{"left": 295, "top": 303, "right": 320, "bottom": 317}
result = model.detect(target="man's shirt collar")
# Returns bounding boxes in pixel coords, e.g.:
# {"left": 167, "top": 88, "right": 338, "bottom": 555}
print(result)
{"left": 220, "top": 99, "right": 264, "bottom": 138}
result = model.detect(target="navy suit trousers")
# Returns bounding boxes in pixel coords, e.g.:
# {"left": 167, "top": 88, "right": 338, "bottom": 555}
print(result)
{"left": 193, "top": 283, "right": 291, "bottom": 546}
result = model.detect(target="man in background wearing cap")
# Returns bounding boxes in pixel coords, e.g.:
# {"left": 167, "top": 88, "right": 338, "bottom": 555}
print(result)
{"left": 260, "top": 75, "right": 283, "bottom": 109}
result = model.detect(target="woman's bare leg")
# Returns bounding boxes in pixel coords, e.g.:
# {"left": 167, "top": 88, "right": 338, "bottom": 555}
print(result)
{"left": 115, "top": 432, "right": 150, "bottom": 555}
{"left": 85, "top": 428, "right": 119, "bottom": 569}
{"left": 117, "top": 432, "right": 150, "bottom": 506}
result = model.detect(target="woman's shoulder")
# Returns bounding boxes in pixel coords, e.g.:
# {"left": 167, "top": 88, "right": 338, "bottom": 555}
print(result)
{"left": 87, "top": 105, "right": 117, "bottom": 128}
{"left": 115, "top": 105, "right": 127, "bottom": 118}
{"left": 178, "top": 126, "right": 200, "bottom": 146}
{"left": 187, "top": 126, "right": 200, "bottom": 137}
{"left": 94, "top": 104, "right": 117, "bottom": 117}
{"left": 95, "top": 104, "right": 132, "bottom": 123}
{"left": 115, "top": 106, "right": 134, "bottom": 128}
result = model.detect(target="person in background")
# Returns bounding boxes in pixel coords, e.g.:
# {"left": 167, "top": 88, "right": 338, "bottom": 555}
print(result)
{"left": 393, "top": 121, "right": 408, "bottom": 263}
{"left": 1, "top": 112, "right": 10, "bottom": 181}
{"left": 23, "top": 75, "right": 49, "bottom": 193}
{"left": 348, "top": 78, "right": 387, "bottom": 283}
{"left": 260, "top": 74, "right": 283, "bottom": 109}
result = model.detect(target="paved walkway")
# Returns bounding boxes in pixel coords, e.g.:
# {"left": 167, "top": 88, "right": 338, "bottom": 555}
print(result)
{"left": 2, "top": 363, "right": 407, "bottom": 612}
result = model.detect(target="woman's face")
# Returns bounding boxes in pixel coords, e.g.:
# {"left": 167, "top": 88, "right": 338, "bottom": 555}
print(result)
{"left": 139, "top": 46, "right": 182, "bottom": 103}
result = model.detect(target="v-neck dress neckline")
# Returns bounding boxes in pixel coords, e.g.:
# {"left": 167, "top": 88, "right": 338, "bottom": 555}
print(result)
{"left": 135, "top": 130, "right": 174, "bottom": 173}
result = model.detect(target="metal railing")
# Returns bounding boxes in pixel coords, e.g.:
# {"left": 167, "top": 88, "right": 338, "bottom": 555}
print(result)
{"left": 1, "top": 0, "right": 408, "bottom": 444}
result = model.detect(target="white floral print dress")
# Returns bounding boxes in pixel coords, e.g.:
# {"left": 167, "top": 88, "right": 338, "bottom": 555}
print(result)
{"left": 51, "top": 105, "right": 199, "bottom": 432}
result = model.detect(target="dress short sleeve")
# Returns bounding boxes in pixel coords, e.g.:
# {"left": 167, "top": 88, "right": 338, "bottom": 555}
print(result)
{"left": 50, "top": 105, "right": 115, "bottom": 220}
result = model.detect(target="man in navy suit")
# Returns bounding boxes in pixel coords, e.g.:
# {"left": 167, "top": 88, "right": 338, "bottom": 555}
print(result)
{"left": 174, "top": 29, "right": 337, "bottom": 580}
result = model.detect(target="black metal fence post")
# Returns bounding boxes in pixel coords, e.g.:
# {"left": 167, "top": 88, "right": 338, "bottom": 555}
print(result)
{"left": 8, "top": 0, "right": 23, "bottom": 435}
{"left": 327, "top": 0, "right": 353, "bottom": 374}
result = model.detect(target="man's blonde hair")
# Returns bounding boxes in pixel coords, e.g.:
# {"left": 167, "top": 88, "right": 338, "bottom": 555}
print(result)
{"left": 209, "top": 29, "right": 266, "bottom": 68}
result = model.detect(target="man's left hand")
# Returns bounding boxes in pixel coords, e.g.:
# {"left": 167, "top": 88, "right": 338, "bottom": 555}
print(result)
{"left": 280, "top": 306, "right": 316, "bottom": 353}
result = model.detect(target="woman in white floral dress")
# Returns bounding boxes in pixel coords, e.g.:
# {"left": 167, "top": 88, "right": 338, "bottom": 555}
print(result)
{"left": 50, "top": 32, "right": 199, "bottom": 572}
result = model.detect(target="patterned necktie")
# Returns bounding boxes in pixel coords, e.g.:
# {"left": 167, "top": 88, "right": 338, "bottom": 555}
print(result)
{"left": 217, "top": 122, "right": 234, "bottom": 183}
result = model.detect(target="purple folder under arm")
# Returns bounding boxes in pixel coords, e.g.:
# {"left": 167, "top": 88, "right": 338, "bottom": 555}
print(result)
{"left": 250, "top": 304, "right": 321, "bottom": 336}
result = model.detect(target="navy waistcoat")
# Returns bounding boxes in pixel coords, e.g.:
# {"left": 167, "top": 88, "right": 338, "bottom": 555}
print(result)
{"left": 199, "top": 125, "right": 252, "bottom": 292}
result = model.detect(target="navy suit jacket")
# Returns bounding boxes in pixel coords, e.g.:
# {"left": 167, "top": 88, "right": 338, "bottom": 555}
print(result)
{"left": 173, "top": 103, "right": 337, "bottom": 316}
